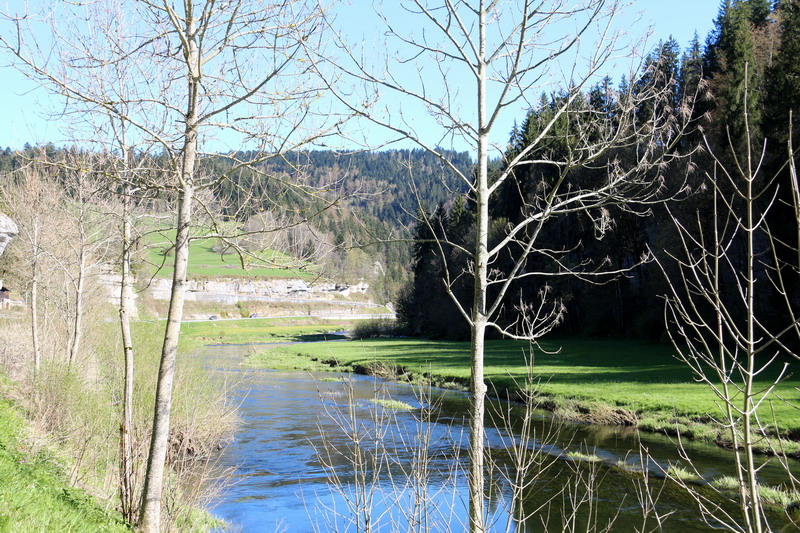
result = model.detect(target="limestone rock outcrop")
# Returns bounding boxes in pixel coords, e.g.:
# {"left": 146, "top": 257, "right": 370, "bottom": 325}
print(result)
{"left": 0, "top": 214, "right": 18, "bottom": 258}
{"left": 148, "top": 277, "right": 370, "bottom": 303}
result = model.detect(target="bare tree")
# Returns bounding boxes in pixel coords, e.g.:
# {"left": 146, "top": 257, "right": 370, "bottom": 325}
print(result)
{"left": 314, "top": 1, "right": 692, "bottom": 529}
{"left": 658, "top": 77, "right": 800, "bottom": 533}
{"left": 49, "top": 153, "right": 115, "bottom": 369}
{"left": 0, "top": 159, "right": 63, "bottom": 375}
{"left": 117, "top": 175, "right": 138, "bottom": 524}
{"left": 1, "top": 0, "right": 347, "bottom": 529}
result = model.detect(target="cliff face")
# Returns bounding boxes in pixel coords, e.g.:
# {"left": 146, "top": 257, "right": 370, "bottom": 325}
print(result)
{"left": 0, "top": 214, "right": 18, "bottom": 258}
{"left": 147, "top": 278, "right": 371, "bottom": 304}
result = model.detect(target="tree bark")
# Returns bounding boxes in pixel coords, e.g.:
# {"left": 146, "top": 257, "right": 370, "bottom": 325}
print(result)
{"left": 31, "top": 219, "right": 41, "bottom": 375}
{"left": 119, "top": 185, "right": 136, "bottom": 524}
{"left": 468, "top": 4, "right": 489, "bottom": 530}
{"left": 68, "top": 240, "right": 86, "bottom": 367}
{"left": 742, "top": 114, "right": 763, "bottom": 533}
{"left": 138, "top": 181, "right": 194, "bottom": 532}
{"left": 139, "top": 13, "right": 200, "bottom": 527}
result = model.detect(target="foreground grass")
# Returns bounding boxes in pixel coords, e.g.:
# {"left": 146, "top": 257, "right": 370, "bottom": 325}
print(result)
{"left": 245, "top": 336, "right": 800, "bottom": 450}
{"left": 0, "top": 396, "right": 129, "bottom": 532}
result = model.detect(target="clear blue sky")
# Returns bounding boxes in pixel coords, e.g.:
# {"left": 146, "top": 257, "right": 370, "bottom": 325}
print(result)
{"left": 0, "top": 1, "right": 721, "bottom": 151}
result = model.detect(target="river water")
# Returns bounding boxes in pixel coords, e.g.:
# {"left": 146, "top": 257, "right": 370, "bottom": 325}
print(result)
{"left": 203, "top": 343, "right": 799, "bottom": 532}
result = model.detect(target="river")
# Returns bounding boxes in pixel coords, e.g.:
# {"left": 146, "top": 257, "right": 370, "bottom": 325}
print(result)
{"left": 203, "top": 343, "right": 799, "bottom": 532}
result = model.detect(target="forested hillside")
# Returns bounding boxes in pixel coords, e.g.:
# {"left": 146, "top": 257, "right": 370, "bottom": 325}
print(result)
{"left": 212, "top": 148, "right": 472, "bottom": 299}
{"left": 399, "top": 0, "right": 800, "bottom": 340}
{"left": 0, "top": 146, "right": 472, "bottom": 301}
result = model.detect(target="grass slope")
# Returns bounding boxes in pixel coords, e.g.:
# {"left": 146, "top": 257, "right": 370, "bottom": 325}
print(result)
{"left": 246, "top": 336, "right": 800, "bottom": 447}
{"left": 0, "top": 397, "right": 129, "bottom": 532}
{"left": 145, "top": 231, "right": 317, "bottom": 280}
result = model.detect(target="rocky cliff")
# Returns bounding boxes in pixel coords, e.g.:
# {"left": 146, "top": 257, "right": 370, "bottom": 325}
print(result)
{"left": 147, "top": 277, "right": 371, "bottom": 305}
{"left": 0, "top": 214, "right": 18, "bottom": 258}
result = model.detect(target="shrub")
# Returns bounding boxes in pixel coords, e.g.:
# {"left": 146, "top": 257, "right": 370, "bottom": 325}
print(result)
{"left": 352, "top": 318, "right": 398, "bottom": 339}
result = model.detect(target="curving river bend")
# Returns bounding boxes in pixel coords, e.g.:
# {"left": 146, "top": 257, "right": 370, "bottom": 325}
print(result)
{"left": 202, "top": 342, "right": 800, "bottom": 532}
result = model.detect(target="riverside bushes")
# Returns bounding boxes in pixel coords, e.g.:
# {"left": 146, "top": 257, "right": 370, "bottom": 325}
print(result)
{"left": 0, "top": 395, "right": 129, "bottom": 532}
{"left": 0, "top": 314, "right": 235, "bottom": 529}
{"left": 351, "top": 318, "right": 399, "bottom": 339}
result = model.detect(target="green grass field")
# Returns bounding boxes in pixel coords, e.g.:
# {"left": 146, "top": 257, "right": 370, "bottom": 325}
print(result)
{"left": 0, "top": 397, "right": 130, "bottom": 532}
{"left": 181, "top": 317, "right": 352, "bottom": 344}
{"left": 245, "top": 335, "right": 800, "bottom": 448}
{"left": 144, "top": 229, "right": 317, "bottom": 280}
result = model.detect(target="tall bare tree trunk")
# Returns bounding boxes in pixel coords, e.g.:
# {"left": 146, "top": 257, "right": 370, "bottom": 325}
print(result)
{"left": 138, "top": 182, "right": 194, "bottom": 532}
{"left": 317, "top": 1, "right": 692, "bottom": 529}
{"left": 712, "top": 184, "right": 748, "bottom": 529}
{"left": 656, "top": 68, "right": 800, "bottom": 532}
{"left": 468, "top": 5, "right": 488, "bottom": 530}
{"left": 31, "top": 220, "right": 41, "bottom": 375}
{"left": 139, "top": 20, "right": 200, "bottom": 529}
{"left": 119, "top": 185, "right": 136, "bottom": 524}
{"left": 2, "top": 1, "right": 329, "bottom": 526}
{"left": 741, "top": 95, "right": 763, "bottom": 533}
{"left": 68, "top": 241, "right": 86, "bottom": 367}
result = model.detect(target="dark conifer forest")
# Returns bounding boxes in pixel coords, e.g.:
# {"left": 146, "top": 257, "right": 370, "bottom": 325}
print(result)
{"left": 397, "top": 0, "right": 800, "bottom": 340}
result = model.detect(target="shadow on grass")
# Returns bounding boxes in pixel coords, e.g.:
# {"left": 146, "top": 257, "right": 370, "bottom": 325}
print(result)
{"left": 290, "top": 333, "right": 350, "bottom": 343}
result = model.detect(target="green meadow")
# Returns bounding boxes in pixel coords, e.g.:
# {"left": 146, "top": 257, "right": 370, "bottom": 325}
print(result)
{"left": 144, "top": 229, "right": 317, "bottom": 279}
{"left": 181, "top": 317, "right": 352, "bottom": 344}
{"left": 243, "top": 334, "right": 800, "bottom": 449}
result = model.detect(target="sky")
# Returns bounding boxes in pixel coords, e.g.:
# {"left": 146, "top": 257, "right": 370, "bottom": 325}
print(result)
{"left": 0, "top": 0, "right": 722, "bottom": 152}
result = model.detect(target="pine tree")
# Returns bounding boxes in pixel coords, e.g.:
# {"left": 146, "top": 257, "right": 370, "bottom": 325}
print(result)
{"left": 762, "top": 0, "right": 800, "bottom": 315}
{"left": 680, "top": 34, "right": 704, "bottom": 102}
{"left": 708, "top": 0, "right": 764, "bottom": 153}
{"left": 589, "top": 76, "right": 615, "bottom": 114}
{"left": 766, "top": 0, "right": 800, "bottom": 144}
{"left": 748, "top": 0, "right": 773, "bottom": 25}
{"left": 704, "top": 0, "right": 733, "bottom": 74}
{"left": 633, "top": 39, "right": 682, "bottom": 134}
{"left": 678, "top": 34, "right": 709, "bottom": 152}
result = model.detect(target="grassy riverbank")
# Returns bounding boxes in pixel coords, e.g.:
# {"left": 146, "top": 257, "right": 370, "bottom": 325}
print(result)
{"left": 0, "top": 316, "right": 232, "bottom": 531}
{"left": 244, "top": 335, "right": 800, "bottom": 453}
{"left": 0, "top": 393, "right": 129, "bottom": 532}
{"left": 182, "top": 317, "right": 353, "bottom": 344}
